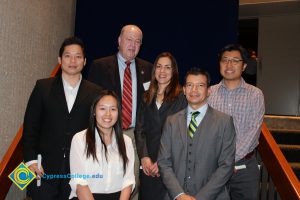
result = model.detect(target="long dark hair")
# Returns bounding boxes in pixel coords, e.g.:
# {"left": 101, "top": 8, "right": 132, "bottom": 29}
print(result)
{"left": 85, "top": 90, "right": 128, "bottom": 173}
{"left": 144, "top": 52, "right": 182, "bottom": 104}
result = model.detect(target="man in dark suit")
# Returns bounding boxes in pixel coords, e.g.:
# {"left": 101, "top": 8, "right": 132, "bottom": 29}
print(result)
{"left": 158, "top": 68, "right": 236, "bottom": 200}
{"left": 22, "top": 36, "right": 102, "bottom": 200}
{"left": 88, "top": 24, "right": 152, "bottom": 200}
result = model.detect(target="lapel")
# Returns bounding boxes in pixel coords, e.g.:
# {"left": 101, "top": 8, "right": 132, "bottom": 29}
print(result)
{"left": 70, "top": 80, "right": 89, "bottom": 114}
{"left": 135, "top": 58, "right": 147, "bottom": 105}
{"left": 112, "top": 55, "right": 122, "bottom": 99}
{"left": 52, "top": 75, "right": 69, "bottom": 115}
{"left": 178, "top": 108, "right": 188, "bottom": 148}
{"left": 158, "top": 99, "right": 170, "bottom": 114}
{"left": 193, "top": 106, "right": 213, "bottom": 146}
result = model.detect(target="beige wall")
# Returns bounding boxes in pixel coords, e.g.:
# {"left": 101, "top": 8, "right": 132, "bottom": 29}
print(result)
{"left": 0, "top": 0, "right": 76, "bottom": 199}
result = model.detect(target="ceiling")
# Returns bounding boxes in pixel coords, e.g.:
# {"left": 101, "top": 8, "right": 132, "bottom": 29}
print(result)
{"left": 239, "top": 0, "right": 300, "bottom": 19}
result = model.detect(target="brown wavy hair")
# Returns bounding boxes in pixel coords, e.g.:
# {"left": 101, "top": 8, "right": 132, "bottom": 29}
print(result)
{"left": 144, "top": 52, "right": 182, "bottom": 104}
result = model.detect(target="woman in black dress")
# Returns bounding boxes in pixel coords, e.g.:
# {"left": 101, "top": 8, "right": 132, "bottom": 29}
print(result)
{"left": 135, "top": 52, "right": 187, "bottom": 200}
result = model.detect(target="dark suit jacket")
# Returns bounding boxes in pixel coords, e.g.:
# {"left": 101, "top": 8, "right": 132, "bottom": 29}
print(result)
{"left": 87, "top": 55, "right": 152, "bottom": 118}
{"left": 135, "top": 92, "right": 187, "bottom": 162}
{"left": 157, "top": 106, "right": 236, "bottom": 200}
{"left": 22, "top": 75, "right": 102, "bottom": 175}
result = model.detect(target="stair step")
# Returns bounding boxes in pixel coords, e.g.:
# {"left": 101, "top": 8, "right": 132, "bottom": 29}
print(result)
{"left": 271, "top": 129, "right": 300, "bottom": 145}
{"left": 278, "top": 144, "right": 300, "bottom": 163}
{"left": 264, "top": 115, "right": 300, "bottom": 130}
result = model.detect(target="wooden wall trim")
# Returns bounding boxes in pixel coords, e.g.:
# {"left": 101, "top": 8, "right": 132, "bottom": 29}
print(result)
{"left": 0, "top": 64, "right": 60, "bottom": 199}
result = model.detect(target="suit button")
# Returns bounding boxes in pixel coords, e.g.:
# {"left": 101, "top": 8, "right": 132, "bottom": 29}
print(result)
{"left": 189, "top": 160, "right": 192, "bottom": 163}
{"left": 189, "top": 144, "right": 192, "bottom": 146}
{"left": 188, "top": 168, "right": 191, "bottom": 171}
{"left": 189, "top": 152, "right": 191, "bottom": 155}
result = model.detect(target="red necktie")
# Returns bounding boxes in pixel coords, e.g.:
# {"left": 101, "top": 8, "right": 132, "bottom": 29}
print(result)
{"left": 122, "top": 61, "right": 132, "bottom": 129}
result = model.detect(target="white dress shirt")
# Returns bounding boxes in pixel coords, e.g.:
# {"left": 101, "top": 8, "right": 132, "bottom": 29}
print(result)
{"left": 69, "top": 129, "right": 135, "bottom": 199}
{"left": 62, "top": 75, "right": 82, "bottom": 113}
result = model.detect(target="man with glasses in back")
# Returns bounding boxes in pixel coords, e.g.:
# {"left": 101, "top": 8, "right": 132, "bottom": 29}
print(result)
{"left": 208, "top": 44, "right": 265, "bottom": 200}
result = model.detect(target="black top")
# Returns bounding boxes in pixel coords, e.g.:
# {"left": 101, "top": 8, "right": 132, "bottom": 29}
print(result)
{"left": 135, "top": 92, "right": 187, "bottom": 161}
{"left": 22, "top": 75, "right": 102, "bottom": 174}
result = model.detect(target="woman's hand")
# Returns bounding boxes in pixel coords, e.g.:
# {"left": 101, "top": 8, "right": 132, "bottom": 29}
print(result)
{"left": 141, "top": 157, "right": 153, "bottom": 176}
{"left": 149, "top": 162, "right": 160, "bottom": 177}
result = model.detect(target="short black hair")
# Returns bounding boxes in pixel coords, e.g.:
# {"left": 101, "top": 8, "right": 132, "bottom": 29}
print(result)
{"left": 184, "top": 67, "right": 211, "bottom": 87}
{"left": 218, "top": 44, "right": 249, "bottom": 63}
{"left": 59, "top": 36, "right": 85, "bottom": 58}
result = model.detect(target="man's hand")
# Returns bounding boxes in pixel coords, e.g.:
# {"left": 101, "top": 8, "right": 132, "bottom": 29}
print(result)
{"left": 28, "top": 163, "right": 44, "bottom": 179}
{"left": 176, "top": 194, "right": 196, "bottom": 200}
{"left": 141, "top": 157, "right": 153, "bottom": 176}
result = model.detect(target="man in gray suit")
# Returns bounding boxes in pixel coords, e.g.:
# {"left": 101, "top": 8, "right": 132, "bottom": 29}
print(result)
{"left": 157, "top": 68, "right": 236, "bottom": 200}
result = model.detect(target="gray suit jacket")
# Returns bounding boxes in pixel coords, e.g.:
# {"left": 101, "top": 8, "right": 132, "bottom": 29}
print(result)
{"left": 157, "top": 106, "right": 236, "bottom": 200}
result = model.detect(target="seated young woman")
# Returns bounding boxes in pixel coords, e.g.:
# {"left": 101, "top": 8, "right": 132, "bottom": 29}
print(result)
{"left": 69, "top": 90, "right": 135, "bottom": 200}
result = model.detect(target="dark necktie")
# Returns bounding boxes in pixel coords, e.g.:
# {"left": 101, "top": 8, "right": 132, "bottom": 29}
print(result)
{"left": 122, "top": 61, "right": 132, "bottom": 129}
{"left": 188, "top": 111, "right": 200, "bottom": 138}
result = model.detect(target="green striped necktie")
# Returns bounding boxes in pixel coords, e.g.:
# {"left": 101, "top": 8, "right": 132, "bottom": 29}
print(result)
{"left": 188, "top": 111, "right": 200, "bottom": 138}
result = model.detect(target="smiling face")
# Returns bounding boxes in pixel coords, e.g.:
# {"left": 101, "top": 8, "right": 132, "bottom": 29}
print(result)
{"left": 58, "top": 44, "right": 86, "bottom": 77}
{"left": 155, "top": 56, "right": 173, "bottom": 87}
{"left": 219, "top": 50, "right": 246, "bottom": 82}
{"left": 118, "top": 25, "right": 142, "bottom": 61}
{"left": 95, "top": 95, "right": 118, "bottom": 133}
{"left": 183, "top": 74, "right": 209, "bottom": 110}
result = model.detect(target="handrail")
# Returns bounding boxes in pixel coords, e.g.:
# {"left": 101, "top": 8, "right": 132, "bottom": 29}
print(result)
{"left": 1, "top": 73, "right": 300, "bottom": 199}
{"left": 0, "top": 64, "right": 61, "bottom": 199}
{"left": 258, "top": 122, "right": 300, "bottom": 200}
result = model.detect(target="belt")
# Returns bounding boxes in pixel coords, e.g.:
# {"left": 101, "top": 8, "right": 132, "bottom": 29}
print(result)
{"left": 244, "top": 150, "right": 255, "bottom": 160}
{"left": 234, "top": 150, "right": 255, "bottom": 172}
{"left": 236, "top": 150, "right": 255, "bottom": 163}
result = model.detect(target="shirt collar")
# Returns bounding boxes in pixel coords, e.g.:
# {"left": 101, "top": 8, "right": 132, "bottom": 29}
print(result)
{"left": 187, "top": 103, "right": 208, "bottom": 116}
{"left": 220, "top": 78, "right": 247, "bottom": 90}
{"left": 117, "top": 52, "right": 135, "bottom": 70}
{"left": 62, "top": 74, "right": 82, "bottom": 90}
{"left": 95, "top": 128, "right": 117, "bottom": 149}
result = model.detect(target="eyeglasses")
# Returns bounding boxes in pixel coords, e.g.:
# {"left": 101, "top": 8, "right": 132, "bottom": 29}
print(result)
{"left": 185, "top": 82, "right": 207, "bottom": 90}
{"left": 220, "top": 57, "right": 243, "bottom": 66}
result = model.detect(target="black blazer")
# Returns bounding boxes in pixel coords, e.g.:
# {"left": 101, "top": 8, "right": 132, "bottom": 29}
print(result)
{"left": 22, "top": 75, "right": 102, "bottom": 174}
{"left": 135, "top": 92, "right": 187, "bottom": 162}
{"left": 87, "top": 55, "right": 153, "bottom": 117}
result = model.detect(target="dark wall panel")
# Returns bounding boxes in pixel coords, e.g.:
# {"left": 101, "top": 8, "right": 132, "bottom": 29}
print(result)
{"left": 75, "top": 0, "right": 239, "bottom": 84}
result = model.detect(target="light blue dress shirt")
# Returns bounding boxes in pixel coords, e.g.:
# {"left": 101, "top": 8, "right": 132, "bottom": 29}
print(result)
{"left": 186, "top": 103, "right": 208, "bottom": 127}
{"left": 117, "top": 53, "right": 137, "bottom": 128}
